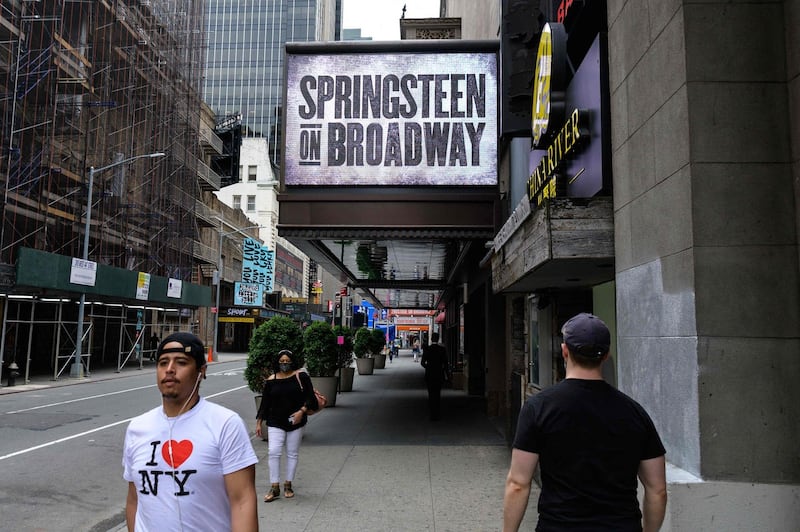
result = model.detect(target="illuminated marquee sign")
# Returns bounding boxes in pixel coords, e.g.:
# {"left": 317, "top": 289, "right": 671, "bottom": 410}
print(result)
{"left": 284, "top": 50, "right": 498, "bottom": 186}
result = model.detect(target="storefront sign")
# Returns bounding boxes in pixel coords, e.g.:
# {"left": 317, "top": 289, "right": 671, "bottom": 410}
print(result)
{"left": 528, "top": 108, "right": 589, "bottom": 204}
{"left": 531, "top": 23, "right": 567, "bottom": 148}
{"left": 527, "top": 32, "right": 607, "bottom": 206}
{"left": 69, "top": 258, "right": 97, "bottom": 287}
{"left": 285, "top": 50, "right": 497, "bottom": 186}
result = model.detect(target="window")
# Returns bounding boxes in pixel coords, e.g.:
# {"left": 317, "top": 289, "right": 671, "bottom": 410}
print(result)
{"left": 233, "top": 195, "right": 241, "bottom": 210}
{"left": 248, "top": 165, "right": 257, "bottom": 182}
{"left": 247, "top": 195, "right": 256, "bottom": 211}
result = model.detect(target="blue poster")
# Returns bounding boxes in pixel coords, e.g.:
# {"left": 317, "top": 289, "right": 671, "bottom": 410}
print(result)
{"left": 234, "top": 282, "right": 264, "bottom": 307}
{"left": 241, "top": 238, "right": 274, "bottom": 293}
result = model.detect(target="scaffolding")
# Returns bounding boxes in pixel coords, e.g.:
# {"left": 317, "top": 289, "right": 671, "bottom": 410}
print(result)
{"left": 0, "top": 0, "right": 219, "bottom": 380}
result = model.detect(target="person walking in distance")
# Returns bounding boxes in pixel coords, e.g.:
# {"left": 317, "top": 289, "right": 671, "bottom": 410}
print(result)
{"left": 123, "top": 332, "right": 259, "bottom": 532}
{"left": 255, "top": 349, "right": 319, "bottom": 502}
{"left": 503, "top": 313, "right": 667, "bottom": 532}
{"left": 412, "top": 337, "right": 421, "bottom": 362}
{"left": 420, "top": 333, "right": 448, "bottom": 421}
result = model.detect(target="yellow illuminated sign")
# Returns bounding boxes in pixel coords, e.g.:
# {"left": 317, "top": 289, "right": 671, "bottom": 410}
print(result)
{"left": 527, "top": 108, "right": 587, "bottom": 205}
{"left": 531, "top": 24, "right": 554, "bottom": 145}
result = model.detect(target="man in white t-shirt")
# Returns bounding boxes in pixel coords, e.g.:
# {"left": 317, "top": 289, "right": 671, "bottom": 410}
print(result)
{"left": 123, "top": 332, "right": 258, "bottom": 532}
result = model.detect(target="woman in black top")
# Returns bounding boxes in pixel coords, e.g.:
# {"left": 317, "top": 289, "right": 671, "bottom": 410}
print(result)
{"left": 255, "top": 349, "right": 318, "bottom": 502}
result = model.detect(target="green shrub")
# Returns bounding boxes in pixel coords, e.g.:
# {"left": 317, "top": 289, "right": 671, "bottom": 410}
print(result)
{"left": 332, "top": 325, "right": 354, "bottom": 368}
{"left": 353, "top": 327, "right": 371, "bottom": 358}
{"left": 368, "top": 328, "right": 386, "bottom": 355}
{"left": 245, "top": 316, "right": 303, "bottom": 392}
{"left": 303, "top": 321, "right": 338, "bottom": 377}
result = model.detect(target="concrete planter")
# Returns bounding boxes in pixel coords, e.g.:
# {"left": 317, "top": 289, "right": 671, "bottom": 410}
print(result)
{"left": 373, "top": 353, "right": 387, "bottom": 369}
{"left": 355, "top": 356, "right": 375, "bottom": 375}
{"left": 309, "top": 375, "right": 338, "bottom": 408}
{"left": 338, "top": 366, "right": 355, "bottom": 391}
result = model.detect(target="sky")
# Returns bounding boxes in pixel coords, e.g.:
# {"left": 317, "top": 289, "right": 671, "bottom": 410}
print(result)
{"left": 341, "top": 0, "right": 441, "bottom": 41}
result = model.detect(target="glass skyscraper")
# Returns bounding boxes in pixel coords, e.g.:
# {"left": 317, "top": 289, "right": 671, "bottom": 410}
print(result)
{"left": 204, "top": 0, "right": 341, "bottom": 168}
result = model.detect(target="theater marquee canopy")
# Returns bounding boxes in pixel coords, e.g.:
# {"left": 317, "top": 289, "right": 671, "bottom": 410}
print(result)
{"left": 283, "top": 42, "right": 497, "bottom": 186}
{"left": 279, "top": 41, "right": 500, "bottom": 310}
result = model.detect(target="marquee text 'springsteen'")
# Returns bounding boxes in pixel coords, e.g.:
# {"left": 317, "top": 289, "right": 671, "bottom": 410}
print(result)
{"left": 298, "top": 74, "right": 487, "bottom": 120}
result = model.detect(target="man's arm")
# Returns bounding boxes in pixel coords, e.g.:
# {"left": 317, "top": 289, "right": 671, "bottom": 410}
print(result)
{"left": 125, "top": 482, "right": 138, "bottom": 532}
{"left": 503, "top": 448, "right": 539, "bottom": 532}
{"left": 224, "top": 465, "right": 259, "bottom": 532}
{"left": 638, "top": 455, "right": 667, "bottom": 532}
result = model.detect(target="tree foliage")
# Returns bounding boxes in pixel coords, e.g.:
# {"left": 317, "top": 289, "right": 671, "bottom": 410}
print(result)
{"left": 353, "top": 327, "right": 371, "bottom": 358}
{"left": 369, "top": 328, "right": 386, "bottom": 354}
{"left": 245, "top": 316, "right": 303, "bottom": 393}
{"left": 303, "top": 321, "right": 338, "bottom": 377}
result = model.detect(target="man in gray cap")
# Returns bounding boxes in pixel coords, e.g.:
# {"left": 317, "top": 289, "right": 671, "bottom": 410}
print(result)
{"left": 123, "top": 332, "right": 259, "bottom": 531}
{"left": 503, "top": 313, "right": 667, "bottom": 532}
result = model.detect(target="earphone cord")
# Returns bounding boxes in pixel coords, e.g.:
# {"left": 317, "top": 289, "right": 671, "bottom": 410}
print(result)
{"left": 167, "top": 374, "right": 202, "bottom": 532}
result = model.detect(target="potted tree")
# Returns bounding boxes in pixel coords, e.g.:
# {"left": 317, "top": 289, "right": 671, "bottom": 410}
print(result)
{"left": 353, "top": 326, "right": 375, "bottom": 375}
{"left": 333, "top": 325, "right": 355, "bottom": 391}
{"left": 246, "top": 316, "right": 304, "bottom": 434}
{"left": 369, "top": 328, "right": 387, "bottom": 369}
{"left": 302, "top": 321, "right": 339, "bottom": 407}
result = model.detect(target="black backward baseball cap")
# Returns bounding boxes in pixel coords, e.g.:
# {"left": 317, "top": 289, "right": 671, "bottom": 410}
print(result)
{"left": 156, "top": 332, "right": 206, "bottom": 368}
{"left": 561, "top": 313, "right": 611, "bottom": 359}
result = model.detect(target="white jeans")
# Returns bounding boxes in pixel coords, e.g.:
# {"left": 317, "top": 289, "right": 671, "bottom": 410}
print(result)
{"left": 267, "top": 426, "right": 304, "bottom": 484}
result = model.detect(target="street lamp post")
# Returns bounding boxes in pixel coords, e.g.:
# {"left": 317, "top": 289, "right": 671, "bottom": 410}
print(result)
{"left": 70, "top": 152, "right": 165, "bottom": 378}
{"left": 212, "top": 222, "right": 266, "bottom": 361}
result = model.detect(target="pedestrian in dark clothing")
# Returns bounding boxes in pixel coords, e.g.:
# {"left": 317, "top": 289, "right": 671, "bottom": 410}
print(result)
{"left": 503, "top": 313, "right": 667, "bottom": 532}
{"left": 148, "top": 333, "right": 159, "bottom": 361}
{"left": 420, "top": 333, "right": 448, "bottom": 421}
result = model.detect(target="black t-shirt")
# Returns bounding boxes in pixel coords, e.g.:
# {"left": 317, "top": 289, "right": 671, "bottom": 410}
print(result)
{"left": 513, "top": 379, "right": 665, "bottom": 532}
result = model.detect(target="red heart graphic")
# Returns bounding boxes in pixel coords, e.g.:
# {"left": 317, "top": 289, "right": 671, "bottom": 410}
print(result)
{"left": 162, "top": 440, "right": 193, "bottom": 468}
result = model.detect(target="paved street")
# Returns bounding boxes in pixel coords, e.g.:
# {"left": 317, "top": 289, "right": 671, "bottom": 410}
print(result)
{"left": 0, "top": 350, "right": 536, "bottom": 531}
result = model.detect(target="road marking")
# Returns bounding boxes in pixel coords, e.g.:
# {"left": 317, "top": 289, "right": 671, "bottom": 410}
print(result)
{"left": 5, "top": 385, "right": 155, "bottom": 414}
{"left": 0, "top": 384, "right": 250, "bottom": 461}
{"left": 4, "top": 366, "right": 247, "bottom": 414}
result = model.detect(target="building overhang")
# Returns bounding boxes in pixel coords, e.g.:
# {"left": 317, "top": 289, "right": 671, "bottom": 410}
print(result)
{"left": 278, "top": 188, "right": 499, "bottom": 309}
{"left": 490, "top": 197, "right": 615, "bottom": 293}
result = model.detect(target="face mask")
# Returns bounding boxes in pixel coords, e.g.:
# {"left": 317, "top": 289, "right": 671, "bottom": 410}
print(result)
{"left": 279, "top": 363, "right": 292, "bottom": 373}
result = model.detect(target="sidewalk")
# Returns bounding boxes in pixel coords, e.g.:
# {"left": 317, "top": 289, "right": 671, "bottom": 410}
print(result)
{"left": 250, "top": 351, "right": 531, "bottom": 531}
